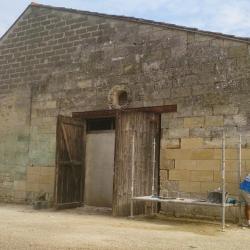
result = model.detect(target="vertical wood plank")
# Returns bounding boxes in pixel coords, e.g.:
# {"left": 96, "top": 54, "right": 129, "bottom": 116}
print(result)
{"left": 113, "top": 112, "right": 160, "bottom": 216}
{"left": 55, "top": 115, "right": 86, "bottom": 209}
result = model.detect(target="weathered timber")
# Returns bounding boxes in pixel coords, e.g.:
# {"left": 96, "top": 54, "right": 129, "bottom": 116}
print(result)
{"left": 113, "top": 111, "right": 160, "bottom": 216}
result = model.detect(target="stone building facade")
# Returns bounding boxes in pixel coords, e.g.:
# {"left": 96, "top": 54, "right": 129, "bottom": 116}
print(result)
{"left": 0, "top": 3, "right": 250, "bottom": 219}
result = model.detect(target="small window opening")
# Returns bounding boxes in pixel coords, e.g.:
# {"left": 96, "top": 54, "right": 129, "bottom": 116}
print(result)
{"left": 118, "top": 91, "right": 128, "bottom": 106}
{"left": 87, "top": 117, "right": 115, "bottom": 132}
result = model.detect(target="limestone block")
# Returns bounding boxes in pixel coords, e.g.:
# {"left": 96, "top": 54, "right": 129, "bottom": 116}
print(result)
{"left": 226, "top": 183, "right": 238, "bottom": 196}
{"left": 217, "top": 137, "right": 240, "bottom": 148}
{"left": 2, "top": 181, "right": 13, "bottom": 189}
{"left": 40, "top": 166, "right": 55, "bottom": 176}
{"left": 181, "top": 138, "right": 203, "bottom": 149}
{"left": 161, "top": 114, "right": 170, "bottom": 129}
{"left": 175, "top": 160, "right": 196, "bottom": 170}
{"left": 206, "top": 137, "right": 241, "bottom": 149}
{"left": 161, "top": 138, "right": 180, "bottom": 149}
{"left": 205, "top": 116, "right": 223, "bottom": 127}
{"left": 225, "top": 160, "right": 242, "bottom": 171}
{"left": 241, "top": 149, "right": 250, "bottom": 159}
{"left": 169, "top": 118, "right": 184, "bottom": 129}
{"left": 171, "top": 87, "right": 192, "bottom": 98}
{"left": 14, "top": 180, "right": 26, "bottom": 192}
{"left": 192, "top": 84, "right": 214, "bottom": 96}
{"left": 195, "top": 34, "right": 213, "bottom": 42}
{"left": 211, "top": 39, "right": 224, "bottom": 47}
{"left": 26, "top": 182, "right": 39, "bottom": 192}
{"left": 189, "top": 128, "right": 211, "bottom": 138}
{"left": 27, "top": 174, "right": 40, "bottom": 184}
{"left": 168, "top": 128, "right": 189, "bottom": 139}
{"left": 43, "top": 101, "right": 57, "bottom": 109}
{"left": 213, "top": 149, "right": 238, "bottom": 160}
{"left": 39, "top": 175, "right": 54, "bottom": 185}
{"left": 77, "top": 79, "right": 93, "bottom": 88}
{"left": 190, "top": 170, "right": 213, "bottom": 182}
{"left": 193, "top": 106, "right": 213, "bottom": 116}
{"left": 27, "top": 166, "right": 41, "bottom": 176}
{"left": 200, "top": 182, "right": 221, "bottom": 193}
{"left": 167, "top": 149, "right": 220, "bottom": 160}
{"left": 191, "top": 149, "right": 215, "bottom": 160}
{"left": 39, "top": 183, "right": 54, "bottom": 193}
{"left": 224, "top": 114, "right": 247, "bottom": 127}
{"left": 160, "top": 158, "right": 175, "bottom": 170}
{"left": 179, "top": 181, "right": 201, "bottom": 193}
{"left": 161, "top": 111, "right": 174, "bottom": 123}
{"left": 212, "top": 127, "right": 238, "bottom": 138}
{"left": 166, "top": 149, "right": 192, "bottom": 160}
{"left": 245, "top": 160, "right": 250, "bottom": 171}
{"left": 184, "top": 117, "right": 204, "bottom": 128}
{"left": 214, "top": 171, "right": 238, "bottom": 183}
{"left": 14, "top": 191, "right": 26, "bottom": 201}
{"left": 213, "top": 105, "right": 239, "bottom": 115}
{"left": 228, "top": 45, "right": 248, "bottom": 58}
{"left": 169, "top": 169, "right": 189, "bottom": 181}
{"left": 176, "top": 105, "right": 192, "bottom": 117}
{"left": 37, "top": 124, "right": 56, "bottom": 134}
{"left": 160, "top": 180, "right": 179, "bottom": 192}
{"left": 196, "top": 160, "right": 220, "bottom": 171}
{"left": 203, "top": 138, "right": 221, "bottom": 149}
{"left": 160, "top": 170, "right": 169, "bottom": 182}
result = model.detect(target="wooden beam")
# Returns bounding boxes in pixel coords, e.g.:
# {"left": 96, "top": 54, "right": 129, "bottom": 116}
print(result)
{"left": 72, "top": 104, "right": 177, "bottom": 119}
{"left": 125, "top": 105, "right": 177, "bottom": 113}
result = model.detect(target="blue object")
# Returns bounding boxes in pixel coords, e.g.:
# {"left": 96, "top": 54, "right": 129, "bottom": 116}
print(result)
{"left": 226, "top": 197, "right": 236, "bottom": 204}
{"left": 240, "top": 180, "right": 250, "bottom": 193}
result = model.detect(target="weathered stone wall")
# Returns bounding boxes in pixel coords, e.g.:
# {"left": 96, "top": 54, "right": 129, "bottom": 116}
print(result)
{"left": 0, "top": 88, "right": 31, "bottom": 202}
{"left": 0, "top": 5, "right": 250, "bottom": 219}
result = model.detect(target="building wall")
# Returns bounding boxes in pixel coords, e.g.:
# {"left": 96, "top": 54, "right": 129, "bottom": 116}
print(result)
{"left": 0, "top": 5, "right": 250, "bottom": 218}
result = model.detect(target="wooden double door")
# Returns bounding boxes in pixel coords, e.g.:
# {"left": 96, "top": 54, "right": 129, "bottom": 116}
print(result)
{"left": 54, "top": 111, "right": 160, "bottom": 216}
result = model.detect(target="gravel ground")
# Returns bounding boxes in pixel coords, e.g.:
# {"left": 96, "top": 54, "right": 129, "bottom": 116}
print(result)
{"left": 0, "top": 203, "right": 250, "bottom": 250}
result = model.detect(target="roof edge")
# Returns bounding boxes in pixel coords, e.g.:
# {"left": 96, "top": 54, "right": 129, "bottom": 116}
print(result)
{"left": 30, "top": 2, "right": 250, "bottom": 44}
{"left": 1, "top": 2, "right": 250, "bottom": 45}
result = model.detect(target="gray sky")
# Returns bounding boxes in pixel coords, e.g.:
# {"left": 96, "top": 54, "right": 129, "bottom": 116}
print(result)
{"left": 1, "top": 0, "right": 250, "bottom": 38}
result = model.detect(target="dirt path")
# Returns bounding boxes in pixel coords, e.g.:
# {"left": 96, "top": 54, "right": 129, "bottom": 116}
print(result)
{"left": 0, "top": 204, "right": 249, "bottom": 250}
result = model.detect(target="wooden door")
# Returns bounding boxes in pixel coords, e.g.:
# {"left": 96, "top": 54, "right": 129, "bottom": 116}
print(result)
{"left": 55, "top": 115, "right": 86, "bottom": 209}
{"left": 113, "top": 111, "right": 160, "bottom": 216}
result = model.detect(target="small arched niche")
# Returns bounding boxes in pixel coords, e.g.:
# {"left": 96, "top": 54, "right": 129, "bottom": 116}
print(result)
{"left": 117, "top": 90, "right": 128, "bottom": 106}
{"left": 108, "top": 85, "right": 130, "bottom": 109}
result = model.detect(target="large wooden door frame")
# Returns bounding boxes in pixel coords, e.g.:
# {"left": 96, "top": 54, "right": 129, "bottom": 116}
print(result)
{"left": 70, "top": 105, "right": 177, "bottom": 214}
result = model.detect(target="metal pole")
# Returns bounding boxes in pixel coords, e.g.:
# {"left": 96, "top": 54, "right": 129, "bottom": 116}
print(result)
{"left": 222, "top": 131, "right": 226, "bottom": 231}
{"left": 130, "top": 133, "right": 135, "bottom": 218}
{"left": 238, "top": 134, "right": 242, "bottom": 225}
{"left": 151, "top": 138, "right": 156, "bottom": 214}
{"left": 152, "top": 138, "right": 156, "bottom": 196}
